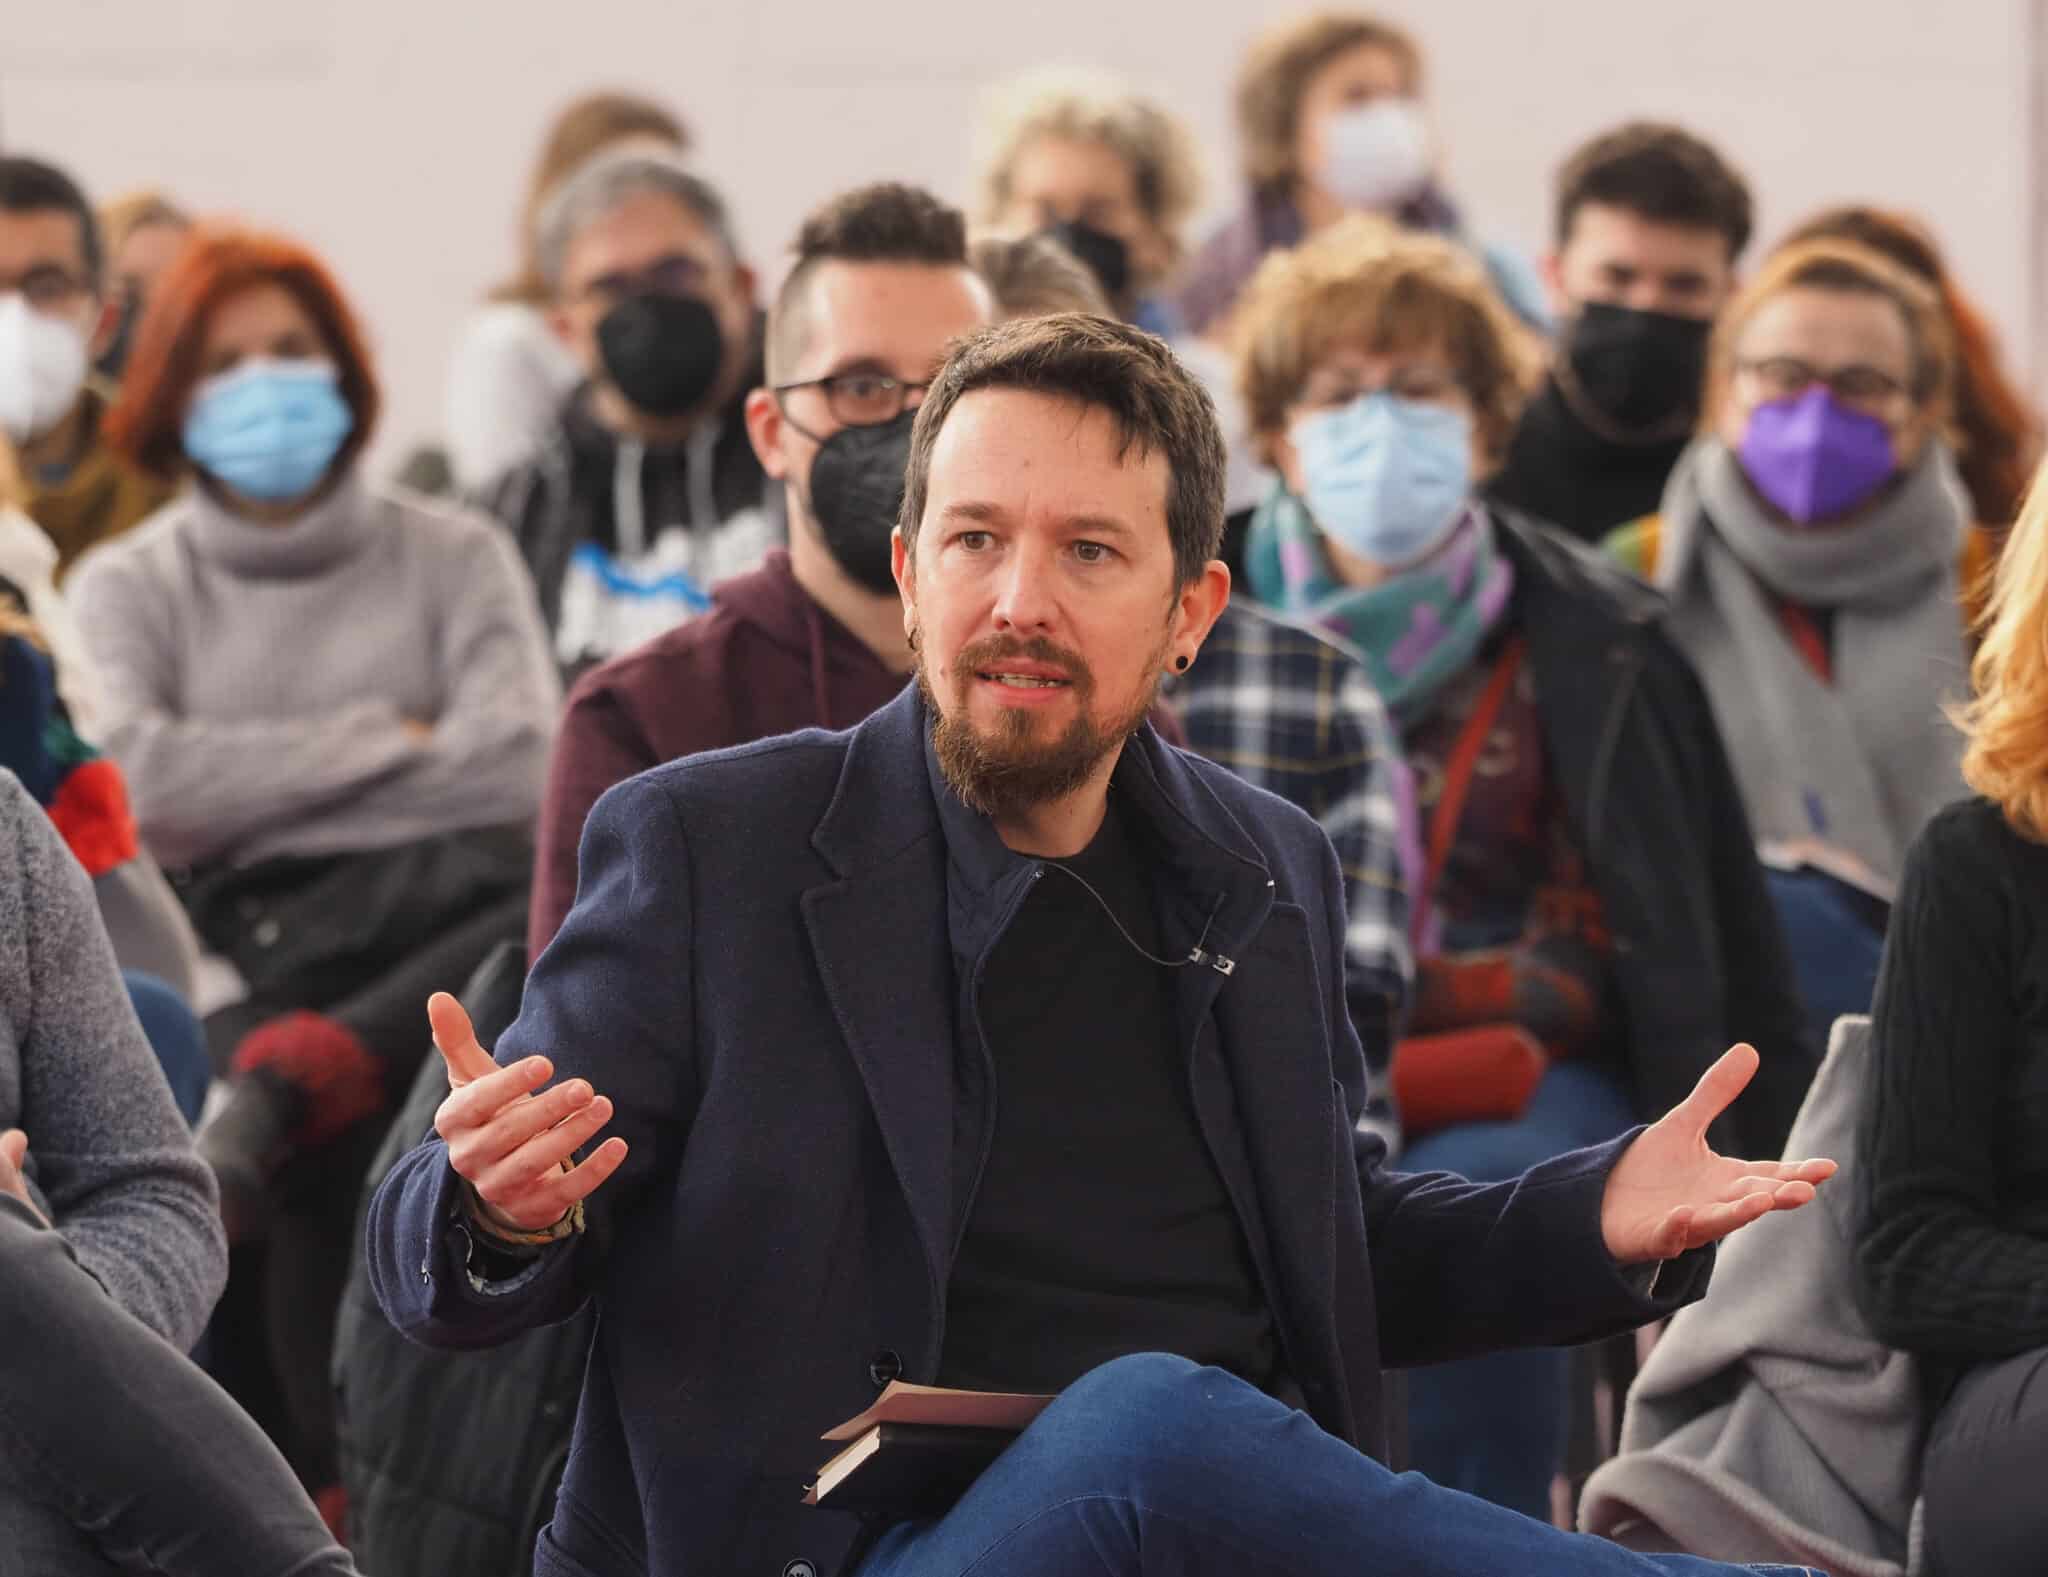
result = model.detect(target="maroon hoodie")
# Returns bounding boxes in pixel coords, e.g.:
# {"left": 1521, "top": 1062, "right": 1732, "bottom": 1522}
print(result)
{"left": 529, "top": 550, "right": 1190, "bottom": 957}
{"left": 529, "top": 551, "right": 908, "bottom": 956}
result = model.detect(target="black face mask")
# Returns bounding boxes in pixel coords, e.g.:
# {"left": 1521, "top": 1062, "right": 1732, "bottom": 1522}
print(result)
{"left": 96, "top": 292, "right": 141, "bottom": 381}
{"left": 1558, "top": 301, "right": 1712, "bottom": 437}
{"left": 807, "top": 410, "right": 914, "bottom": 595}
{"left": 1043, "top": 219, "right": 1130, "bottom": 304}
{"left": 596, "top": 293, "right": 726, "bottom": 416}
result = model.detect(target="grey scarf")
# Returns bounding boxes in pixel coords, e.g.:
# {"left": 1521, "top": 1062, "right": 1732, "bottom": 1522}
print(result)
{"left": 1654, "top": 439, "right": 1969, "bottom": 885}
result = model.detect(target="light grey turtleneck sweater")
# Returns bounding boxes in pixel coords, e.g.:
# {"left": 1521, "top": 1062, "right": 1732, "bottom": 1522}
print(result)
{"left": 69, "top": 473, "right": 560, "bottom": 870}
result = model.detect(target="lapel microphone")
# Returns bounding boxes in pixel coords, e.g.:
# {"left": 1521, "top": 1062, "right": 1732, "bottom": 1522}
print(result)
{"left": 1036, "top": 861, "right": 1237, "bottom": 976}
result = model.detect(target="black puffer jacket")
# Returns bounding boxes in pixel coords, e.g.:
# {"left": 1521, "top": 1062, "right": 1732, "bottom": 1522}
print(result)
{"left": 335, "top": 942, "right": 589, "bottom": 1577}
{"left": 1491, "top": 508, "right": 1816, "bottom": 1154}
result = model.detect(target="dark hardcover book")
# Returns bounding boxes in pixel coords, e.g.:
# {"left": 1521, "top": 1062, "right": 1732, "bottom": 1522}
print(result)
{"left": 805, "top": 1422, "right": 1021, "bottom": 1515}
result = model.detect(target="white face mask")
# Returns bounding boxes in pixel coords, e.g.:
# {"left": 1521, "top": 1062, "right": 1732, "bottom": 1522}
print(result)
{"left": 0, "top": 294, "right": 91, "bottom": 444}
{"left": 1316, "top": 100, "right": 1432, "bottom": 213}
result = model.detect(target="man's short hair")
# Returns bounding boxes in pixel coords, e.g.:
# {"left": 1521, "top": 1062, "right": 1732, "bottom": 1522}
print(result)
{"left": 974, "top": 68, "right": 1204, "bottom": 244}
{"left": 533, "top": 147, "right": 739, "bottom": 296}
{"left": 900, "top": 314, "right": 1226, "bottom": 591}
{"left": 1554, "top": 121, "right": 1754, "bottom": 262}
{"left": 969, "top": 231, "right": 1110, "bottom": 321}
{"left": 0, "top": 156, "right": 102, "bottom": 289}
{"left": 767, "top": 182, "right": 970, "bottom": 383}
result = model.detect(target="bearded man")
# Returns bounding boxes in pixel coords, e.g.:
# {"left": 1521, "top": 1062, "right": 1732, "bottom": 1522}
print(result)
{"left": 368, "top": 313, "right": 1833, "bottom": 1577}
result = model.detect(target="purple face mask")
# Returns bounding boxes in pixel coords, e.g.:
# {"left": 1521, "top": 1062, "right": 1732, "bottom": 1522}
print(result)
{"left": 1737, "top": 386, "right": 1897, "bottom": 525}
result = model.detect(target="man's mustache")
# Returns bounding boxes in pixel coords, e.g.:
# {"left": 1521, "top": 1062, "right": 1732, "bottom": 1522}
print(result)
{"left": 951, "top": 635, "right": 1094, "bottom": 691}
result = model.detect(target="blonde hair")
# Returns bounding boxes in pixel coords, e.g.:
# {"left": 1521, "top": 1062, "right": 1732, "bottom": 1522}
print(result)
{"left": 974, "top": 67, "right": 1204, "bottom": 261}
{"left": 0, "top": 434, "right": 23, "bottom": 512}
{"left": 1232, "top": 214, "right": 1537, "bottom": 465}
{"left": 1960, "top": 457, "right": 2048, "bottom": 839}
{"left": 98, "top": 189, "right": 191, "bottom": 275}
{"left": 1236, "top": 12, "right": 1423, "bottom": 196}
{"left": 1706, "top": 237, "right": 1956, "bottom": 435}
{"left": 969, "top": 231, "right": 1111, "bottom": 320}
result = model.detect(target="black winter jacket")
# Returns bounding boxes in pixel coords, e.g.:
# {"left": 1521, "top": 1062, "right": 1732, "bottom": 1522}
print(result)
{"left": 1491, "top": 509, "right": 1816, "bottom": 1154}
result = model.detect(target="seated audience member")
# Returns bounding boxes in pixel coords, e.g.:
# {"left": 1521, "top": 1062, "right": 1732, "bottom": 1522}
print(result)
{"left": 1232, "top": 217, "right": 1813, "bottom": 1514}
{"left": 529, "top": 183, "right": 994, "bottom": 957}
{"left": 1174, "top": 11, "right": 1546, "bottom": 338}
{"left": 0, "top": 156, "right": 173, "bottom": 574}
{"left": 0, "top": 429, "right": 102, "bottom": 725}
{"left": 96, "top": 188, "right": 193, "bottom": 383}
{"left": 1853, "top": 463, "right": 2048, "bottom": 1577}
{"left": 446, "top": 89, "right": 689, "bottom": 493}
{"left": 1161, "top": 600, "right": 1418, "bottom": 1154}
{"left": 479, "top": 147, "right": 773, "bottom": 678}
{"left": 1581, "top": 1016, "right": 1919, "bottom": 1571}
{"left": 1782, "top": 204, "right": 2044, "bottom": 621}
{"left": 973, "top": 67, "right": 1202, "bottom": 334}
{"left": 368, "top": 312, "right": 1833, "bottom": 1577}
{"left": 1609, "top": 240, "right": 1969, "bottom": 1039}
{"left": 0, "top": 603, "right": 207, "bottom": 1118}
{"left": 1487, "top": 122, "right": 1753, "bottom": 543}
{"left": 70, "top": 225, "right": 558, "bottom": 1500}
{"left": 0, "top": 766, "right": 357, "bottom": 1577}
{"left": 970, "top": 230, "right": 1110, "bottom": 319}
{"left": 0, "top": 432, "right": 203, "bottom": 1116}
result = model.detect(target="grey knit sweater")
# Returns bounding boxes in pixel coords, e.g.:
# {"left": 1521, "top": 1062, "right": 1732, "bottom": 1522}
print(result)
{"left": 69, "top": 473, "right": 559, "bottom": 870}
{"left": 0, "top": 770, "right": 225, "bottom": 1346}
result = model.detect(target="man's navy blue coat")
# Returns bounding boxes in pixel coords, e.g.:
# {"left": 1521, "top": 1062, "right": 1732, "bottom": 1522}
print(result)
{"left": 367, "top": 685, "right": 1705, "bottom": 1577}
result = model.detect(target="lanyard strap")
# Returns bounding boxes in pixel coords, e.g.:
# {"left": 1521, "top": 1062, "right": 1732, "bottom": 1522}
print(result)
{"left": 1423, "top": 638, "right": 1528, "bottom": 903}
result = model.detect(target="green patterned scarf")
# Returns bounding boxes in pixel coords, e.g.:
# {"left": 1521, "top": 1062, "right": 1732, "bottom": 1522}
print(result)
{"left": 1244, "top": 484, "right": 1515, "bottom": 723}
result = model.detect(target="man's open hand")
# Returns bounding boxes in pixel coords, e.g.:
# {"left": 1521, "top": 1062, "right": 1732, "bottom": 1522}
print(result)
{"left": 429, "top": 992, "right": 627, "bottom": 1235}
{"left": 1602, "top": 1044, "right": 1836, "bottom": 1264}
{"left": 0, "top": 1129, "right": 47, "bottom": 1226}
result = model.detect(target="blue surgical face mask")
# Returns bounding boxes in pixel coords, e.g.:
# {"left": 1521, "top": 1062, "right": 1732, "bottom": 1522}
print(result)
{"left": 1289, "top": 391, "right": 1473, "bottom": 568}
{"left": 181, "top": 358, "right": 354, "bottom": 503}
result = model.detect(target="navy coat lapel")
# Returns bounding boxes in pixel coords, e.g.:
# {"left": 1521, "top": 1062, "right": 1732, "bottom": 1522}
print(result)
{"left": 801, "top": 690, "right": 960, "bottom": 1322}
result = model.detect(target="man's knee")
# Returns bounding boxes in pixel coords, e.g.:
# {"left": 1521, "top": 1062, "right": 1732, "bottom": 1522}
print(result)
{"left": 1031, "top": 1354, "right": 1269, "bottom": 1488}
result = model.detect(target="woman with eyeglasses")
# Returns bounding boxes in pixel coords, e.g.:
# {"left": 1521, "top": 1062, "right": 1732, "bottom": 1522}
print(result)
{"left": 1231, "top": 214, "right": 1812, "bottom": 1516}
{"left": 68, "top": 225, "right": 558, "bottom": 1509}
{"left": 1608, "top": 239, "right": 1970, "bottom": 1041}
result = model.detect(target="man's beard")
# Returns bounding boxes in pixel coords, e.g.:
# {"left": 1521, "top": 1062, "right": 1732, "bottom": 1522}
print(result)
{"left": 917, "top": 628, "right": 1165, "bottom": 820}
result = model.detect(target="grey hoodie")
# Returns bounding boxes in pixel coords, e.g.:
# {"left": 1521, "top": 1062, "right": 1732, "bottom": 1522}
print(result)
{"left": 0, "top": 769, "right": 224, "bottom": 1346}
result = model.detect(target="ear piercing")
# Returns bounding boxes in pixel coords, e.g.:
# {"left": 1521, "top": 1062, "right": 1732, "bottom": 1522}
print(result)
{"left": 1174, "top": 655, "right": 1191, "bottom": 672}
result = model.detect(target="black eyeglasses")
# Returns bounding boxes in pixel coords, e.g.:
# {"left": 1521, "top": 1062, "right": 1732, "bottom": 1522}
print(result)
{"left": 1736, "top": 356, "right": 1909, "bottom": 411}
{"left": 773, "top": 371, "right": 927, "bottom": 429}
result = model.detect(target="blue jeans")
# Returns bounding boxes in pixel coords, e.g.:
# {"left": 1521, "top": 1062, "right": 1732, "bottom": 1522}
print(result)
{"left": 1762, "top": 868, "right": 1886, "bottom": 1054}
{"left": 123, "top": 971, "right": 210, "bottom": 1127}
{"left": 1398, "top": 1061, "right": 1641, "bottom": 1517}
{"left": 857, "top": 1353, "right": 1819, "bottom": 1575}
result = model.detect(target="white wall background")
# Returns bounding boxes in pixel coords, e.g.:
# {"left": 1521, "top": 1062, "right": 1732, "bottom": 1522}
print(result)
{"left": 4, "top": 0, "right": 2036, "bottom": 472}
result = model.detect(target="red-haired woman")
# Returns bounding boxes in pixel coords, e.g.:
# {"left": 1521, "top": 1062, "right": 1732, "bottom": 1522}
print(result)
{"left": 69, "top": 225, "right": 558, "bottom": 1503}
{"left": 1854, "top": 458, "right": 2048, "bottom": 1574}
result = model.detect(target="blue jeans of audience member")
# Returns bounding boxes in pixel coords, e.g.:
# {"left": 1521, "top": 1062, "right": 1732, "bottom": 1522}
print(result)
{"left": 123, "top": 971, "right": 209, "bottom": 1127}
{"left": 1398, "top": 1060, "right": 1641, "bottom": 1518}
{"left": 857, "top": 1353, "right": 1820, "bottom": 1576}
{"left": 1762, "top": 868, "right": 1886, "bottom": 1053}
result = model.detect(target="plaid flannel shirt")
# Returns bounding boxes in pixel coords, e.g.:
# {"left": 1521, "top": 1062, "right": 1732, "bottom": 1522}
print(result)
{"left": 1163, "top": 600, "right": 1419, "bottom": 1156}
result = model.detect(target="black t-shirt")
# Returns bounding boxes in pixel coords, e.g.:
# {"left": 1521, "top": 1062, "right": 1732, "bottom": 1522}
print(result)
{"left": 936, "top": 798, "right": 1279, "bottom": 1394}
